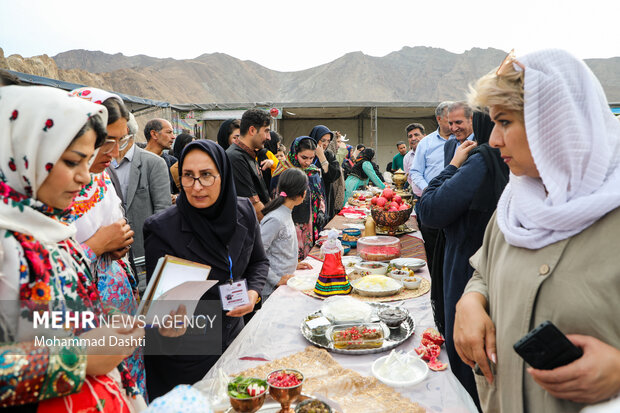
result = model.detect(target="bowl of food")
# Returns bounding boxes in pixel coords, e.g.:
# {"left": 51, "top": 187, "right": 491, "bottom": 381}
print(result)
{"left": 295, "top": 399, "right": 332, "bottom": 413}
{"left": 353, "top": 261, "right": 389, "bottom": 275}
{"left": 267, "top": 369, "right": 304, "bottom": 412}
{"left": 341, "top": 228, "right": 362, "bottom": 247}
{"left": 377, "top": 307, "right": 409, "bottom": 328}
{"left": 402, "top": 276, "right": 422, "bottom": 290}
{"left": 388, "top": 269, "right": 409, "bottom": 281}
{"left": 321, "top": 296, "right": 373, "bottom": 324}
{"left": 372, "top": 351, "right": 429, "bottom": 387}
{"left": 370, "top": 205, "right": 413, "bottom": 235}
{"left": 351, "top": 275, "right": 404, "bottom": 297}
{"left": 357, "top": 236, "right": 401, "bottom": 261}
{"left": 228, "top": 376, "right": 268, "bottom": 413}
{"left": 342, "top": 256, "right": 363, "bottom": 272}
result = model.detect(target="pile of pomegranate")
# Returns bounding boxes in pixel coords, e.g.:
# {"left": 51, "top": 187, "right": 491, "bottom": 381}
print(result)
{"left": 370, "top": 187, "right": 411, "bottom": 212}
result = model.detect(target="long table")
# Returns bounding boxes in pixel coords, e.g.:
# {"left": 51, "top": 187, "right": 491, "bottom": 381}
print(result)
{"left": 196, "top": 214, "right": 477, "bottom": 412}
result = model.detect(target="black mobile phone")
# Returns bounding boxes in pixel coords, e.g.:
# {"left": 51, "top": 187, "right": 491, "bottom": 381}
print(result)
{"left": 513, "top": 320, "right": 583, "bottom": 370}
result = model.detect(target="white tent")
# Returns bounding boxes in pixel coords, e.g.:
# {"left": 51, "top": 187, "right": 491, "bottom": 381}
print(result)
{"left": 171, "top": 102, "right": 440, "bottom": 169}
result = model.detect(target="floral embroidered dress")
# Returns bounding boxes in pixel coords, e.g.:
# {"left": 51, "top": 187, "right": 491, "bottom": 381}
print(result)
{"left": 0, "top": 85, "right": 144, "bottom": 411}
{"left": 271, "top": 136, "right": 326, "bottom": 259}
{"left": 73, "top": 171, "right": 146, "bottom": 398}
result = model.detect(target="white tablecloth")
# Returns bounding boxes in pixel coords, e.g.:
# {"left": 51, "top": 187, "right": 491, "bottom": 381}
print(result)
{"left": 195, "top": 239, "right": 477, "bottom": 412}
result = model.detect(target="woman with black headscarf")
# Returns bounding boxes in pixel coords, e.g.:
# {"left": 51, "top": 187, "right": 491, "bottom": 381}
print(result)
{"left": 169, "top": 133, "right": 195, "bottom": 191}
{"left": 309, "top": 125, "right": 341, "bottom": 220}
{"left": 416, "top": 111, "right": 509, "bottom": 409}
{"left": 343, "top": 148, "right": 386, "bottom": 205}
{"left": 257, "top": 130, "right": 282, "bottom": 191}
{"left": 143, "top": 140, "right": 268, "bottom": 399}
{"left": 216, "top": 118, "right": 240, "bottom": 150}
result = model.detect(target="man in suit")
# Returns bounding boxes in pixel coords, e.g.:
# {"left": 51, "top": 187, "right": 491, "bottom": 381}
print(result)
{"left": 144, "top": 118, "right": 178, "bottom": 197}
{"left": 110, "top": 114, "right": 171, "bottom": 292}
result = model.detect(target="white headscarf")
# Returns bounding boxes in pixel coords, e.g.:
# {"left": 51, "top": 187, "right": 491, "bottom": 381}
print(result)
{"left": 0, "top": 86, "right": 107, "bottom": 243}
{"left": 496, "top": 49, "right": 620, "bottom": 249}
{"left": 69, "top": 86, "right": 126, "bottom": 243}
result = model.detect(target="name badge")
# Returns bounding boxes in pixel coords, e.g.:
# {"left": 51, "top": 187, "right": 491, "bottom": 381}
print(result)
{"left": 219, "top": 279, "right": 250, "bottom": 311}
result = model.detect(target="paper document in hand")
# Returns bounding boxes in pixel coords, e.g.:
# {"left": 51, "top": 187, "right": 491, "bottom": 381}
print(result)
{"left": 138, "top": 255, "right": 217, "bottom": 322}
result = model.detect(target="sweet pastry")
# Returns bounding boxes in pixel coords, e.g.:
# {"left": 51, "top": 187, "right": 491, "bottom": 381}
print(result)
{"left": 332, "top": 325, "right": 384, "bottom": 349}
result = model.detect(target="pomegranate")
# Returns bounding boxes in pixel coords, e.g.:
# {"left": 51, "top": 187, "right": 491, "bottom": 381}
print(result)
{"left": 389, "top": 201, "right": 399, "bottom": 210}
{"left": 370, "top": 197, "right": 378, "bottom": 205}
{"left": 382, "top": 187, "right": 394, "bottom": 200}
{"left": 393, "top": 195, "right": 402, "bottom": 204}
{"left": 422, "top": 327, "right": 445, "bottom": 347}
{"left": 428, "top": 357, "right": 448, "bottom": 371}
{"left": 416, "top": 343, "right": 440, "bottom": 361}
{"left": 376, "top": 197, "right": 387, "bottom": 208}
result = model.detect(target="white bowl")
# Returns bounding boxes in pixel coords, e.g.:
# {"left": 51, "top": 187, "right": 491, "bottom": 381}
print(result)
{"left": 389, "top": 269, "right": 410, "bottom": 281}
{"left": 372, "top": 353, "right": 429, "bottom": 387}
{"left": 402, "top": 276, "right": 422, "bottom": 289}
{"left": 354, "top": 262, "right": 388, "bottom": 275}
{"left": 342, "top": 256, "right": 363, "bottom": 269}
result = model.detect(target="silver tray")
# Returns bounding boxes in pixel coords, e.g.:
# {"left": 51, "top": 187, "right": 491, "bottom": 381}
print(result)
{"left": 225, "top": 394, "right": 335, "bottom": 412}
{"left": 300, "top": 303, "right": 415, "bottom": 355}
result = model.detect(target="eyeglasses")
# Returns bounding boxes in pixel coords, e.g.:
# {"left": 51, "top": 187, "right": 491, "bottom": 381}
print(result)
{"left": 496, "top": 49, "right": 525, "bottom": 76}
{"left": 181, "top": 172, "right": 219, "bottom": 188}
{"left": 100, "top": 134, "right": 134, "bottom": 154}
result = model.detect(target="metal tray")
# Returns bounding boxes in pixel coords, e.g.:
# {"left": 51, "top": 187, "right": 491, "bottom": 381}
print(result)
{"left": 300, "top": 303, "right": 415, "bottom": 355}
{"left": 225, "top": 394, "right": 333, "bottom": 412}
{"left": 375, "top": 224, "right": 415, "bottom": 235}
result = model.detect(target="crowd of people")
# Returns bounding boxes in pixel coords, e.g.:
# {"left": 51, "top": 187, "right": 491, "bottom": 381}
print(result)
{"left": 0, "top": 48, "right": 619, "bottom": 413}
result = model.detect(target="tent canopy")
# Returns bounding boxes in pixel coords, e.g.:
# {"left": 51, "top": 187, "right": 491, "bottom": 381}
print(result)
{"left": 6, "top": 70, "right": 170, "bottom": 113}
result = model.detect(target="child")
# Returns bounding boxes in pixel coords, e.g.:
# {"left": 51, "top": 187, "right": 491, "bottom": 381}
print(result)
{"left": 260, "top": 168, "right": 312, "bottom": 298}
{"left": 275, "top": 143, "right": 287, "bottom": 163}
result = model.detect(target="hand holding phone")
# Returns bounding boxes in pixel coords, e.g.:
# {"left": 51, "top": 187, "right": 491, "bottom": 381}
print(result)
{"left": 514, "top": 320, "right": 583, "bottom": 370}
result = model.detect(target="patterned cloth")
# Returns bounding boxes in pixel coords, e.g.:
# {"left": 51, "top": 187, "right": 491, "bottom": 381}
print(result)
{"left": 73, "top": 171, "right": 145, "bottom": 397}
{"left": 0, "top": 86, "right": 142, "bottom": 410}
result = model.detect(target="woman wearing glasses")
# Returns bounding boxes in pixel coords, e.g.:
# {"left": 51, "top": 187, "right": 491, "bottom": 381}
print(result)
{"left": 70, "top": 87, "right": 146, "bottom": 398}
{"left": 454, "top": 50, "right": 620, "bottom": 412}
{"left": 142, "top": 140, "right": 268, "bottom": 399}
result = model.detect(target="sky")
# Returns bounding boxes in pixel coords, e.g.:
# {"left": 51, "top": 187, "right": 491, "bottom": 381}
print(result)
{"left": 1, "top": 0, "right": 619, "bottom": 72}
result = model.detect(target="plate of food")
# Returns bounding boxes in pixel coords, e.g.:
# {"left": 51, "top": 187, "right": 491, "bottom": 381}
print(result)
{"left": 300, "top": 302, "right": 415, "bottom": 355}
{"left": 353, "top": 261, "right": 388, "bottom": 275}
{"left": 351, "top": 275, "right": 404, "bottom": 297}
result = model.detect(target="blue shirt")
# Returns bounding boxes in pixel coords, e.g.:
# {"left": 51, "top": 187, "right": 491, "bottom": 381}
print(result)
{"left": 409, "top": 129, "right": 452, "bottom": 191}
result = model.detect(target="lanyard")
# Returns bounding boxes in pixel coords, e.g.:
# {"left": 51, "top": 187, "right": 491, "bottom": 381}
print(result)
{"left": 228, "top": 255, "right": 234, "bottom": 285}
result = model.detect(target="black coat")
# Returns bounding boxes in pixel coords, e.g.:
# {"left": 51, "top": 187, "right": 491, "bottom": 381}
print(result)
{"left": 322, "top": 149, "right": 342, "bottom": 220}
{"left": 142, "top": 197, "right": 269, "bottom": 398}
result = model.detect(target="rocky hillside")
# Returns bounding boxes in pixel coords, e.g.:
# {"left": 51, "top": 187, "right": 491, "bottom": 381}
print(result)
{"left": 2, "top": 47, "right": 619, "bottom": 104}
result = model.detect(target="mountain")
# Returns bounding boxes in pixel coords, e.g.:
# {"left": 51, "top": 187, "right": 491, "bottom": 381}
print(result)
{"left": 2, "top": 47, "right": 619, "bottom": 104}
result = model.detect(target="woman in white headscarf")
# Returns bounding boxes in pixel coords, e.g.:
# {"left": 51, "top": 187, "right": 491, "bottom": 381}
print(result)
{"left": 453, "top": 49, "right": 620, "bottom": 413}
{"left": 70, "top": 87, "right": 146, "bottom": 398}
{"left": 0, "top": 85, "right": 145, "bottom": 412}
